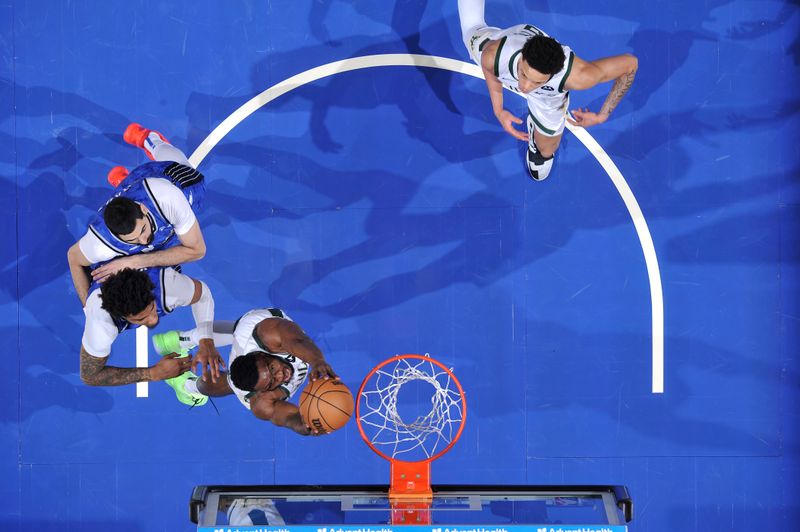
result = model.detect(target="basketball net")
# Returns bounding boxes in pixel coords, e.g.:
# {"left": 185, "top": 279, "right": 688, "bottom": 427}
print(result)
{"left": 357, "top": 354, "right": 467, "bottom": 524}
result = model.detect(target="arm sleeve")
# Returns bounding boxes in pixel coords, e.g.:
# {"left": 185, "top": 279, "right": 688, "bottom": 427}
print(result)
{"left": 163, "top": 268, "right": 214, "bottom": 339}
{"left": 191, "top": 280, "right": 214, "bottom": 340}
{"left": 78, "top": 229, "right": 119, "bottom": 265}
{"left": 81, "top": 291, "right": 120, "bottom": 357}
{"left": 144, "top": 178, "right": 197, "bottom": 235}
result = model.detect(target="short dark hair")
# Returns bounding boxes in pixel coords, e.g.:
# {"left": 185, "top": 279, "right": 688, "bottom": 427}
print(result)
{"left": 103, "top": 197, "right": 143, "bottom": 236}
{"left": 230, "top": 352, "right": 264, "bottom": 391}
{"left": 521, "top": 35, "right": 566, "bottom": 77}
{"left": 99, "top": 268, "right": 155, "bottom": 319}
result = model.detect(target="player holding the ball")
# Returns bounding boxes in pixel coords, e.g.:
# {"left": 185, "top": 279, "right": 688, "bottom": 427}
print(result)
{"left": 152, "top": 307, "right": 350, "bottom": 436}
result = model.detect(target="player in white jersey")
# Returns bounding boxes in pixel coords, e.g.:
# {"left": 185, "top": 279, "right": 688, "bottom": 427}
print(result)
{"left": 151, "top": 308, "right": 339, "bottom": 436}
{"left": 458, "top": 0, "right": 638, "bottom": 180}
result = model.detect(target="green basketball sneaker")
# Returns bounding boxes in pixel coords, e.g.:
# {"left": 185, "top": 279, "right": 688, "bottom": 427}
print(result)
{"left": 164, "top": 370, "right": 208, "bottom": 407}
{"left": 152, "top": 330, "right": 184, "bottom": 356}
{"left": 154, "top": 331, "right": 206, "bottom": 406}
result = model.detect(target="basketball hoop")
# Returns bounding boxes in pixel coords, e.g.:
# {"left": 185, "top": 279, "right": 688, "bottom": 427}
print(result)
{"left": 356, "top": 354, "right": 467, "bottom": 524}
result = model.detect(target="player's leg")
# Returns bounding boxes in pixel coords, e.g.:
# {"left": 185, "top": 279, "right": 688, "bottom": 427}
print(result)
{"left": 159, "top": 358, "right": 234, "bottom": 404}
{"left": 153, "top": 321, "right": 236, "bottom": 405}
{"left": 151, "top": 141, "right": 191, "bottom": 166}
{"left": 116, "top": 124, "right": 205, "bottom": 206}
{"left": 458, "top": 0, "right": 487, "bottom": 45}
{"left": 128, "top": 124, "right": 207, "bottom": 207}
{"left": 159, "top": 357, "right": 209, "bottom": 406}
{"left": 161, "top": 363, "right": 233, "bottom": 405}
{"left": 124, "top": 122, "right": 192, "bottom": 166}
{"left": 525, "top": 98, "right": 567, "bottom": 181}
{"left": 152, "top": 320, "right": 235, "bottom": 355}
{"left": 532, "top": 129, "right": 563, "bottom": 158}
{"left": 527, "top": 126, "right": 561, "bottom": 182}
{"left": 458, "top": 0, "right": 501, "bottom": 64}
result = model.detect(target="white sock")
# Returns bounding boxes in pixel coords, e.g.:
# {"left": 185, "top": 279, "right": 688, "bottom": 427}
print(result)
{"left": 178, "top": 331, "right": 196, "bottom": 351}
{"left": 143, "top": 131, "right": 167, "bottom": 155}
{"left": 179, "top": 320, "right": 235, "bottom": 350}
{"left": 183, "top": 377, "right": 201, "bottom": 395}
{"left": 146, "top": 132, "right": 193, "bottom": 166}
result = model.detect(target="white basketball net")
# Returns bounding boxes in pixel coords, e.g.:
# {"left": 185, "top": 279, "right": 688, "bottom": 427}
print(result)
{"left": 359, "top": 355, "right": 465, "bottom": 461}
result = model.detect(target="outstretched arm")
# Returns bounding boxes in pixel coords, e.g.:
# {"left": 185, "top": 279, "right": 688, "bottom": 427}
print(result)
{"left": 481, "top": 41, "right": 528, "bottom": 141}
{"left": 251, "top": 392, "right": 315, "bottom": 436}
{"left": 256, "top": 319, "right": 338, "bottom": 381}
{"left": 271, "top": 400, "right": 317, "bottom": 435}
{"left": 91, "top": 221, "right": 206, "bottom": 283}
{"left": 187, "top": 277, "right": 224, "bottom": 382}
{"left": 80, "top": 346, "right": 190, "bottom": 386}
{"left": 564, "top": 54, "right": 638, "bottom": 127}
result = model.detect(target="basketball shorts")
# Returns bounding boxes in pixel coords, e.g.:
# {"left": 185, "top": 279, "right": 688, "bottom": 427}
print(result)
{"left": 526, "top": 92, "right": 570, "bottom": 138}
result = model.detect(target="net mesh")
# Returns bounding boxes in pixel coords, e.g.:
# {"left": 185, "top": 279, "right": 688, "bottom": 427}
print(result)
{"left": 359, "top": 355, "right": 465, "bottom": 461}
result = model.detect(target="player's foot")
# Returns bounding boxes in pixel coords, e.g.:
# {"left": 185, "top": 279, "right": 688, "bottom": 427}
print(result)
{"left": 107, "top": 166, "right": 129, "bottom": 187}
{"left": 526, "top": 142, "right": 554, "bottom": 181}
{"left": 152, "top": 330, "right": 184, "bottom": 356}
{"left": 123, "top": 122, "right": 169, "bottom": 160}
{"left": 164, "top": 370, "right": 208, "bottom": 407}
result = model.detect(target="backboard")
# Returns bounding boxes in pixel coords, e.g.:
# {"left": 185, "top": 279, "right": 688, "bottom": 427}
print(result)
{"left": 190, "top": 484, "right": 633, "bottom": 532}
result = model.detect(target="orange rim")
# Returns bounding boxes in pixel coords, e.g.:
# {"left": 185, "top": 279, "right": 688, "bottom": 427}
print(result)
{"left": 356, "top": 353, "right": 467, "bottom": 464}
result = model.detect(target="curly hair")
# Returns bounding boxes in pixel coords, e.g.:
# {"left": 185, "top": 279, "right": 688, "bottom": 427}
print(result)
{"left": 103, "top": 197, "right": 143, "bottom": 236}
{"left": 230, "top": 352, "right": 264, "bottom": 391}
{"left": 521, "top": 35, "right": 566, "bottom": 77}
{"left": 99, "top": 268, "right": 155, "bottom": 318}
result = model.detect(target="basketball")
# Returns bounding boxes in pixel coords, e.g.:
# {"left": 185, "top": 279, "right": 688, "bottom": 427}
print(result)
{"left": 299, "top": 379, "right": 354, "bottom": 434}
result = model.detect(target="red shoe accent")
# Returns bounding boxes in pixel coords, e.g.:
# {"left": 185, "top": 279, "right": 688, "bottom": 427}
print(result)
{"left": 123, "top": 122, "right": 169, "bottom": 160}
{"left": 107, "top": 166, "right": 130, "bottom": 188}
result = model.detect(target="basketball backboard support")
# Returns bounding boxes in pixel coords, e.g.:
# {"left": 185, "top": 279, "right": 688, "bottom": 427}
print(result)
{"left": 190, "top": 484, "right": 633, "bottom": 532}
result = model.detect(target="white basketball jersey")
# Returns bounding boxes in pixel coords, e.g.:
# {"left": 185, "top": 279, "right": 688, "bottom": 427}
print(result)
{"left": 482, "top": 24, "right": 574, "bottom": 101}
{"left": 230, "top": 308, "right": 309, "bottom": 404}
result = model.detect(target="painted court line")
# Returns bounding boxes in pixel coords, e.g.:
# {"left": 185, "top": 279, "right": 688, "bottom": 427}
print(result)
{"left": 567, "top": 126, "right": 664, "bottom": 393}
{"left": 136, "top": 326, "right": 148, "bottom": 397}
{"left": 137, "top": 53, "right": 664, "bottom": 395}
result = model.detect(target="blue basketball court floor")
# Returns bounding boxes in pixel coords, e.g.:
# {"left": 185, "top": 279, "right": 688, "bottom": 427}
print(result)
{"left": 1, "top": 1, "right": 798, "bottom": 530}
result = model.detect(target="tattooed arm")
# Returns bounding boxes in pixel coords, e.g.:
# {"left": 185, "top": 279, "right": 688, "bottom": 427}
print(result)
{"left": 80, "top": 345, "right": 190, "bottom": 386}
{"left": 564, "top": 54, "right": 639, "bottom": 127}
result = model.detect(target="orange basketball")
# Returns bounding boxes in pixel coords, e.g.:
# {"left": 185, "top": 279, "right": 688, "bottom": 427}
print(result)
{"left": 299, "top": 379, "right": 354, "bottom": 434}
